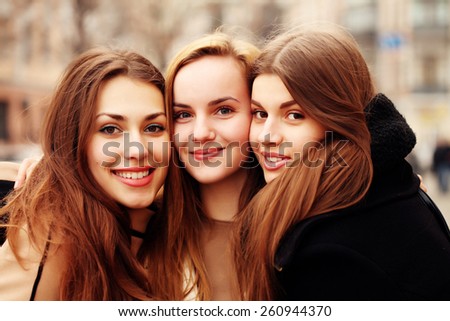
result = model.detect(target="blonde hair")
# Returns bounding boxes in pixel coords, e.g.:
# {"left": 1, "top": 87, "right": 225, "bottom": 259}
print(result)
{"left": 235, "top": 24, "right": 375, "bottom": 300}
{"left": 163, "top": 31, "right": 264, "bottom": 300}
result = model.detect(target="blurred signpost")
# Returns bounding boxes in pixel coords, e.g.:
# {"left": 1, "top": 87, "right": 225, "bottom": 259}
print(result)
{"left": 379, "top": 33, "right": 405, "bottom": 50}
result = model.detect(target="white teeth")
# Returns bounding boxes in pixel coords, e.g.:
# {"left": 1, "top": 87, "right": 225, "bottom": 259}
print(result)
{"left": 266, "top": 157, "right": 283, "bottom": 163}
{"left": 115, "top": 170, "right": 150, "bottom": 179}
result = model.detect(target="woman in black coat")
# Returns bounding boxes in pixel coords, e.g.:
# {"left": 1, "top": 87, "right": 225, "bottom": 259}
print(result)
{"left": 274, "top": 95, "right": 450, "bottom": 300}
{"left": 234, "top": 24, "right": 450, "bottom": 300}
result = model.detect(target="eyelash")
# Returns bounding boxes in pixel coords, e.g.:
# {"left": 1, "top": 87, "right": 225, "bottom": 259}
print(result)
{"left": 99, "top": 125, "right": 121, "bottom": 135}
{"left": 216, "top": 106, "right": 234, "bottom": 116}
{"left": 251, "top": 110, "right": 305, "bottom": 121}
{"left": 99, "top": 124, "right": 165, "bottom": 135}
{"left": 145, "top": 124, "right": 165, "bottom": 133}
{"left": 252, "top": 110, "right": 267, "bottom": 119}
{"left": 287, "top": 112, "right": 305, "bottom": 120}
{"left": 173, "top": 111, "right": 192, "bottom": 120}
{"left": 173, "top": 106, "right": 234, "bottom": 120}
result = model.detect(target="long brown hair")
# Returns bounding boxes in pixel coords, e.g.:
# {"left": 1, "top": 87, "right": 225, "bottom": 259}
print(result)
{"left": 234, "top": 24, "right": 375, "bottom": 300}
{"left": 163, "top": 31, "right": 264, "bottom": 300}
{"left": 1, "top": 47, "right": 166, "bottom": 300}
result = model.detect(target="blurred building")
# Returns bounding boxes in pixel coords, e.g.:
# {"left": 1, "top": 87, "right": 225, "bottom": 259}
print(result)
{"left": 1, "top": 0, "right": 450, "bottom": 168}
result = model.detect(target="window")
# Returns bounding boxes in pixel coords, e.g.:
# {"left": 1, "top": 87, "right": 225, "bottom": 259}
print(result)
{"left": 0, "top": 100, "right": 8, "bottom": 141}
{"left": 412, "top": 0, "right": 449, "bottom": 28}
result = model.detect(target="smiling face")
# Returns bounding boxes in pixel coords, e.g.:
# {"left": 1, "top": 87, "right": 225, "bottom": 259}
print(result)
{"left": 250, "top": 74, "right": 326, "bottom": 183}
{"left": 87, "top": 75, "right": 169, "bottom": 209}
{"left": 172, "top": 55, "right": 252, "bottom": 185}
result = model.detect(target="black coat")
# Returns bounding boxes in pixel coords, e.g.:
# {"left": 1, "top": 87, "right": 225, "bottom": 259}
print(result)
{"left": 275, "top": 160, "right": 450, "bottom": 300}
{"left": 274, "top": 95, "right": 450, "bottom": 300}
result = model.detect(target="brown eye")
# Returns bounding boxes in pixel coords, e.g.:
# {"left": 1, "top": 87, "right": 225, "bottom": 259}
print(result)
{"left": 145, "top": 124, "right": 165, "bottom": 133}
{"left": 100, "top": 125, "right": 120, "bottom": 135}
{"left": 287, "top": 112, "right": 304, "bottom": 120}
{"left": 252, "top": 110, "right": 268, "bottom": 119}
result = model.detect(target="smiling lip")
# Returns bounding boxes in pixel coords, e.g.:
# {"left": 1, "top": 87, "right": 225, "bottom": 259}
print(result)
{"left": 260, "top": 152, "right": 291, "bottom": 171}
{"left": 112, "top": 167, "right": 155, "bottom": 187}
{"left": 191, "top": 148, "right": 224, "bottom": 161}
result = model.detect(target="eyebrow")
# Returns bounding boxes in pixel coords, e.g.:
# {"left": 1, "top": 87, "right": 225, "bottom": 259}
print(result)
{"left": 251, "top": 99, "right": 297, "bottom": 109}
{"left": 95, "top": 112, "right": 166, "bottom": 121}
{"left": 173, "top": 96, "right": 240, "bottom": 109}
{"left": 208, "top": 96, "right": 239, "bottom": 106}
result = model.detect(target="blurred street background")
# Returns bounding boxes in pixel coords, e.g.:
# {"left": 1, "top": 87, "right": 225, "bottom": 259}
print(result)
{"left": 0, "top": 0, "right": 449, "bottom": 221}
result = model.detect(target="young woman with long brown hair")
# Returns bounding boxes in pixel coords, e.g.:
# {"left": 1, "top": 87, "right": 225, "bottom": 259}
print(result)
{"left": 234, "top": 24, "right": 450, "bottom": 300}
{"left": 0, "top": 47, "right": 172, "bottom": 300}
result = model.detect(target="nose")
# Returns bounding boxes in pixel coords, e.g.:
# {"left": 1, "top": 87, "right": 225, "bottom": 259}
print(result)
{"left": 258, "top": 119, "right": 282, "bottom": 147}
{"left": 192, "top": 116, "right": 215, "bottom": 143}
{"left": 124, "top": 131, "right": 149, "bottom": 164}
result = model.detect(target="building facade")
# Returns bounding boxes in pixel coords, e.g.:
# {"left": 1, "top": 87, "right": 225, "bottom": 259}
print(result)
{"left": 1, "top": 0, "right": 449, "bottom": 168}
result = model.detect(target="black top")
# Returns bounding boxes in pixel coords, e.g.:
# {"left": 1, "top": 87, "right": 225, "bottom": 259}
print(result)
{"left": 0, "top": 180, "right": 14, "bottom": 201}
{"left": 0, "top": 180, "right": 14, "bottom": 245}
{"left": 274, "top": 94, "right": 450, "bottom": 300}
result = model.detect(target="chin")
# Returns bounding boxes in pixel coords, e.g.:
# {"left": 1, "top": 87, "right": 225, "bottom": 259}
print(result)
{"left": 264, "top": 172, "right": 279, "bottom": 184}
{"left": 193, "top": 175, "right": 224, "bottom": 185}
{"left": 123, "top": 200, "right": 154, "bottom": 210}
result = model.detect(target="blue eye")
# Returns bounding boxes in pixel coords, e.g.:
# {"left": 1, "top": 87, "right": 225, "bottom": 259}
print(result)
{"left": 100, "top": 125, "right": 120, "bottom": 135}
{"left": 216, "top": 107, "right": 233, "bottom": 116}
{"left": 174, "top": 111, "right": 192, "bottom": 120}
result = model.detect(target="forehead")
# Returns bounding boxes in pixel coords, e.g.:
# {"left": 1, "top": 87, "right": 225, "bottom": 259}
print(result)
{"left": 97, "top": 76, "right": 164, "bottom": 113}
{"left": 173, "top": 55, "right": 248, "bottom": 100}
{"left": 252, "top": 74, "right": 293, "bottom": 104}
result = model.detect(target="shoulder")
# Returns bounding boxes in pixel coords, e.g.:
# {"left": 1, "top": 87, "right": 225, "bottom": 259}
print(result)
{"left": 0, "top": 226, "right": 63, "bottom": 300}
{"left": 32, "top": 244, "right": 64, "bottom": 300}
{"left": 0, "top": 227, "right": 42, "bottom": 300}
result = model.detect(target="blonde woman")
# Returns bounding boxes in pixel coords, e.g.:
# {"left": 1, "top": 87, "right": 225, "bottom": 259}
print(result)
{"left": 162, "top": 32, "right": 264, "bottom": 300}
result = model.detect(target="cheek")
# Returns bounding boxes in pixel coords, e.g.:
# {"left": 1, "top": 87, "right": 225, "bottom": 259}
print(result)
{"left": 228, "top": 115, "right": 251, "bottom": 142}
{"left": 87, "top": 138, "right": 119, "bottom": 168}
{"left": 150, "top": 136, "right": 171, "bottom": 164}
{"left": 86, "top": 140, "right": 100, "bottom": 166}
{"left": 290, "top": 129, "right": 326, "bottom": 156}
{"left": 86, "top": 145, "right": 102, "bottom": 179}
{"left": 173, "top": 123, "right": 191, "bottom": 148}
{"left": 249, "top": 122, "right": 261, "bottom": 143}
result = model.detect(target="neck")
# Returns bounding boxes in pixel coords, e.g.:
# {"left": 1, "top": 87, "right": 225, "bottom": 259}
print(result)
{"left": 200, "top": 169, "right": 247, "bottom": 222}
